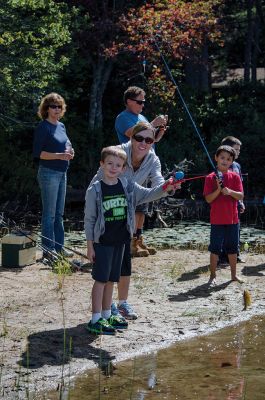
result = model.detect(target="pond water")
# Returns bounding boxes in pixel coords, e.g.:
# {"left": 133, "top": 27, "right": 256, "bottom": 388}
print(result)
{"left": 65, "top": 221, "right": 265, "bottom": 252}
{"left": 46, "top": 315, "right": 265, "bottom": 400}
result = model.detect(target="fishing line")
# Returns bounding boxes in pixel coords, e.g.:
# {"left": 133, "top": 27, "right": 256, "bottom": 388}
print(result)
{"left": 0, "top": 215, "right": 88, "bottom": 260}
{"left": 153, "top": 37, "right": 219, "bottom": 176}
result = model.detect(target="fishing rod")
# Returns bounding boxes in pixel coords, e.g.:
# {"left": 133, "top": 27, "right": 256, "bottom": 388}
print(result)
{"left": 0, "top": 216, "right": 61, "bottom": 265}
{"left": 153, "top": 37, "right": 223, "bottom": 182}
{"left": 163, "top": 171, "right": 206, "bottom": 191}
{"left": 0, "top": 215, "right": 88, "bottom": 263}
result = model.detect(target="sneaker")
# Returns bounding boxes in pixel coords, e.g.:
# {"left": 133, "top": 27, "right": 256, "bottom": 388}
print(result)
{"left": 118, "top": 302, "right": 138, "bottom": 320}
{"left": 43, "top": 249, "right": 58, "bottom": 261}
{"left": 108, "top": 315, "right": 128, "bottom": 329}
{"left": 111, "top": 302, "right": 123, "bottom": 317}
{"left": 86, "top": 318, "right": 116, "bottom": 335}
{"left": 60, "top": 248, "right": 74, "bottom": 258}
{"left": 237, "top": 256, "right": 246, "bottom": 263}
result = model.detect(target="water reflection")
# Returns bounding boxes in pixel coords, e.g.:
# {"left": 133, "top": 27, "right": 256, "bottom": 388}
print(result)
{"left": 45, "top": 316, "right": 265, "bottom": 400}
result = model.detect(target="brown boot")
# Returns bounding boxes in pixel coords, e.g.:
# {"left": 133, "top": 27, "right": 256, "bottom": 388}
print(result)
{"left": 130, "top": 237, "right": 149, "bottom": 257}
{"left": 138, "top": 235, "right": 157, "bottom": 255}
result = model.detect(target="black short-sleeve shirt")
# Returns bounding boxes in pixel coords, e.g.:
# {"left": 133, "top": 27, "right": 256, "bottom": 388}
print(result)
{"left": 99, "top": 180, "right": 130, "bottom": 245}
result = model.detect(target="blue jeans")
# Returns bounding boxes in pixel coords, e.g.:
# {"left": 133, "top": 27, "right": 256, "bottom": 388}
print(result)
{"left": 37, "top": 166, "right": 67, "bottom": 252}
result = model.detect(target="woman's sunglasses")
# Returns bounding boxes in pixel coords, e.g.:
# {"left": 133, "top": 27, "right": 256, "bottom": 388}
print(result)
{"left": 49, "top": 104, "right": 62, "bottom": 109}
{"left": 133, "top": 135, "right": 154, "bottom": 144}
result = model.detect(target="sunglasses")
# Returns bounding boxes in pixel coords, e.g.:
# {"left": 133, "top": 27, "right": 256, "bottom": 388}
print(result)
{"left": 133, "top": 135, "right": 154, "bottom": 144}
{"left": 49, "top": 104, "right": 62, "bottom": 109}
{"left": 128, "top": 98, "right": 146, "bottom": 105}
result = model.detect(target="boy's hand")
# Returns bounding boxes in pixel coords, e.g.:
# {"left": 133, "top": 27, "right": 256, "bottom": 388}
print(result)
{"left": 215, "top": 176, "right": 223, "bottom": 191}
{"left": 239, "top": 201, "right": 245, "bottom": 213}
{"left": 221, "top": 187, "right": 231, "bottom": 196}
{"left": 87, "top": 243, "right": 95, "bottom": 263}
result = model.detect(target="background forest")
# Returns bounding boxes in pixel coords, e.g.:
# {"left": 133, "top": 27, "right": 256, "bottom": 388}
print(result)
{"left": 0, "top": 0, "right": 264, "bottom": 214}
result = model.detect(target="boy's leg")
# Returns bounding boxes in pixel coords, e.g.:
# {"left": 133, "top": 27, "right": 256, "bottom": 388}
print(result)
{"left": 224, "top": 224, "right": 243, "bottom": 282}
{"left": 102, "top": 281, "right": 114, "bottom": 316}
{"left": 210, "top": 253, "right": 218, "bottom": 280}
{"left": 88, "top": 281, "right": 116, "bottom": 334}
{"left": 91, "top": 281, "right": 105, "bottom": 315}
{"left": 208, "top": 224, "right": 224, "bottom": 284}
{"left": 227, "top": 253, "right": 239, "bottom": 281}
{"left": 87, "top": 244, "right": 117, "bottom": 334}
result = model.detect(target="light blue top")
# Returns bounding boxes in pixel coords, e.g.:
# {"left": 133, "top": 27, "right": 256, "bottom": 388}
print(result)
{"left": 115, "top": 110, "right": 148, "bottom": 144}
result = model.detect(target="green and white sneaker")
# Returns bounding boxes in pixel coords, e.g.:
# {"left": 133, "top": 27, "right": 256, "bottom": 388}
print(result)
{"left": 86, "top": 318, "right": 116, "bottom": 335}
{"left": 107, "top": 315, "right": 128, "bottom": 329}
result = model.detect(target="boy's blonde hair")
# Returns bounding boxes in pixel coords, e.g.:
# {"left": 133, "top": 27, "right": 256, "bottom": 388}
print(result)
{"left": 101, "top": 146, "right": 127, "bottom": 165}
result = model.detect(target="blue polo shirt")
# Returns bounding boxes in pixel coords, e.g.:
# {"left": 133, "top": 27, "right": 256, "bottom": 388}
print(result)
{"left": 115, "top": 110, "right": 148, "bottom": 144}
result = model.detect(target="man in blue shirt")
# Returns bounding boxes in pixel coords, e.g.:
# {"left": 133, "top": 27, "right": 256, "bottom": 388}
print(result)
{"left": 115, "top": 86, "right": 167, "bottom": 144}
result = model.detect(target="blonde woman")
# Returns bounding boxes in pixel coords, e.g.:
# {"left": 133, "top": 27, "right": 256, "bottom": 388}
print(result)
{"left": 33, "top": 93, "right": 74, "bottom": 257}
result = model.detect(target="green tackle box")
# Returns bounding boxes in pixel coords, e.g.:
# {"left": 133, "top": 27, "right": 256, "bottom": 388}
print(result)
{"left": 1, "top": 232, "right": 37, "bottom": 267}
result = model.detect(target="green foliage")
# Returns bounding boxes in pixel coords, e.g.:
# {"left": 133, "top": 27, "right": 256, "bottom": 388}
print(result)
{"left": 0, "top": 0, "right": 71, "bottom": 109}
{"left": 0, "top": 0, "right": 264, "bottom": 208}
{"left": 0, "top": 0, "right": 72, "bottom": 203}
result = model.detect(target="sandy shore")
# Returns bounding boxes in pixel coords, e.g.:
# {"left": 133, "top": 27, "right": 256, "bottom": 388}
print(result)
{"left": 0, "top": 248, "right": 264, "bottom": 399}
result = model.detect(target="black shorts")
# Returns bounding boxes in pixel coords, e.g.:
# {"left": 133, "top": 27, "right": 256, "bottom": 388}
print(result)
{"left": 92, "top": 243, "right": 125, "bottom": 283}
{"left": 120, "top": 240, "right": 132, "bottom": 276}
{"left": 209, "top": 224, "right": 239, "bottom": 255}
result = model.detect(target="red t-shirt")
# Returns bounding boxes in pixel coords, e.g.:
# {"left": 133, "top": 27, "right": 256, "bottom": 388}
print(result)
{"left": 203, "top": 171, "right": 243, "bottom": 224}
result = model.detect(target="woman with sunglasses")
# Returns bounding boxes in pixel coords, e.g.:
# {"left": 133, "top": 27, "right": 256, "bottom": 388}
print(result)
{"left": 33, "top": 92, "right": 74, "bottom": 258}
{"left": 88, "top": 121, "right": 167, "bottom": 320}
{"left": 115, "top": 86, "right": 168, "bottom": 257}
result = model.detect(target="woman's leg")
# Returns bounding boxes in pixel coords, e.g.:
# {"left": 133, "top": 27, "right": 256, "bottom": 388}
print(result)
{"left": 37, "top": 167, "right": 62, "bottom": 251}
{"left": 54, "top": 172, "right": 67, "bottom": 252}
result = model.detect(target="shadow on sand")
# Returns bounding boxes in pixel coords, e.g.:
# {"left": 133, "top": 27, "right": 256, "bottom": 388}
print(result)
{"left": 241, "top": 263, "right": 265, "bottom": 277}
{"left": 168, "top": 280, "right": 232, "bottom": 302}
{"left": 19, "top": 323, "right": 115, "bottom": 374}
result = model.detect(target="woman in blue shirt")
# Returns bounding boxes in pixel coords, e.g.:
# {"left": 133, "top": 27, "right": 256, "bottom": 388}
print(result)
{"left": 33, "top": 93, "right": 74, "bottom": 257}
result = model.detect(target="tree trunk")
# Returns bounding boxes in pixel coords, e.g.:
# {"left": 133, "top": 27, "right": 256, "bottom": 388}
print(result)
{"left": 244, "top": 0, "right": 255, "bottom": 83}
{"left": 88, "top": 57, "right": 113, "bottom": 130}
{"left": 251, "top": 8, "right": 261, "bottom": 83}
{"left": 184, "top": 42, "right": 210, "bottom": 92}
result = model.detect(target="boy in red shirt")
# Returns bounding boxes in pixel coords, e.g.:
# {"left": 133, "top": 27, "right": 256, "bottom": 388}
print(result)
{"left": 203, "top": 145, "right": 244, "bottom": 286}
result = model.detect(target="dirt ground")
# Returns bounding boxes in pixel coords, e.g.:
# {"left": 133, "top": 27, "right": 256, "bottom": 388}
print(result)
{"left": 0, "top": 247, "right": 265, "bottom": 399}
